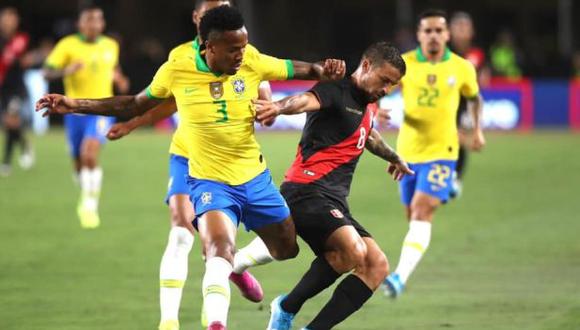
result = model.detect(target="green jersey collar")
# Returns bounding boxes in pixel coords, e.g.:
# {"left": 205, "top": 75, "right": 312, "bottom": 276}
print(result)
{"left": 416, "top": 47, "right": 451, "bottom": 63}
{"left": 192, "top": 37, "right": 222, "bottom": 77}
{"left": 77, "top": 33, "right": 102, "bottom": 43}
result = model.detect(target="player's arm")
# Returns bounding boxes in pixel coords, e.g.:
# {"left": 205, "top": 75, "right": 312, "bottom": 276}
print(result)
{"left": 291, "top": 59, "right": 346, "bottom": 81}
{"left": 254, "top": 92, "right": 320, "bottom": 126}
{"left": 35, "top": 89, "right": 163, "bottom": 120}
{"left": 107, "top": 97, "right": 177, "bottom": 140}
{"left": 365, "top": 128, "right": 414, "bottom": 181}
{"left": 465, "top": 94, "right": 485, "bottom": 151}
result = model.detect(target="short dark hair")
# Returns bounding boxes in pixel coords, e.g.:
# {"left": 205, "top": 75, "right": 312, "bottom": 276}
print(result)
{"left": 362, "top": 42, "right": 406, "bottom": 76}
{"left": 79, "top": 5, "right": 102, "bottom": 18}
{"left": 194, "top": 0, "right": 232, "bottom": 10}
{"left": 417, "top": 9, "right": 448, "bottom": 26}
{"left": 199, "top": 5, "right": 244, "bottom": 42}
{"left": 450, "top": 11, "right": 472, "bottom": 24}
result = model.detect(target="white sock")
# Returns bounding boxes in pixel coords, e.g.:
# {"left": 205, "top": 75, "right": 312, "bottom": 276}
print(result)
{"left": 202, "top": 257, "right": 232, "bottom": 326}
{"left": 394, "top": 220, "right": 432, "bottom": 284}
{"left": 79, "top": 167, "right": 102, "bottom": 211}
{"left": 232, "top": 237, "right": 273, "bottom": 274}
{"left": 159, "top": 227, "right": 194, "bottom": 322}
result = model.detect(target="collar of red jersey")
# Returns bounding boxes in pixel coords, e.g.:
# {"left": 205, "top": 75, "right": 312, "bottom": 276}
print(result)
{"left": 415, "top": 47, "right": 451, "bottom": 63}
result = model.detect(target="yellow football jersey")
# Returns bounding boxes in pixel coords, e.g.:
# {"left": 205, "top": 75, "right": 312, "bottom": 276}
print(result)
{"left": 397, "top": 48, "right": 479, "bottom": 163}
{"left": 147, "top": 40, "right": 293, "bottom": 185}
{"left": 45, "top": 34, "right": 119, "bottom": 98}
{"left": 166, "top": 40, "right": 195, "bottom": 159}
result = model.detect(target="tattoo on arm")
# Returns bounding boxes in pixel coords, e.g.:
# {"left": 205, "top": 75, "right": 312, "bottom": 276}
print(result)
{"left": 275, "top": 92, "right": 320, "bottom": 115}
{"left": 75, "top": 92, "right": 160, "bottom": 119}
{"left": 365, "top": 129, "right": 401, "bottom": 163}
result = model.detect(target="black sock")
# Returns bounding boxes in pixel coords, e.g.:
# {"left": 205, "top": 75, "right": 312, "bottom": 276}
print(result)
{"left": 456, "top": 146, "right": 468, "bottom": 179}
{"left": 281, "top": 257, "right": 340, "bottom": 314}
{"left": 307, "top": 274, "right": 373, "bottom": 330}
{"left": 3, "top": 129, "right": 20, "bottom": 165}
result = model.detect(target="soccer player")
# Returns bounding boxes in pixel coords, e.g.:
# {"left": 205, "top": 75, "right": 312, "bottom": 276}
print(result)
{"left": 36, "top": 6, "right": 345, "bottom": 330}
{"left": 382, "top": 9, "right": 485, "bottom": 298}
{"left": 105, "top": 1, "right": 275, "bottom": 329}
{"left": 255, "top": 42, "right": 412, "bottom": 330}
{"left": 0, "top": 7, "right": 34, "bottom": 177}
{"left": 43, "top": 6, "right": 129, "bottom": 228}
{"left": 449, "top": 11, "right": 490, "bottom": 197}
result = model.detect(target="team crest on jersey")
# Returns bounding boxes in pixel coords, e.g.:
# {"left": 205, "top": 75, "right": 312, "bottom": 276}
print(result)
{"left": 427, "top": 74, "right": 437, "bottom": 85}
{"left": 201, "top": 192, "right": 212, "bottom": 205}
{"left": 330, "top": 209, "right": 344, "bottom": 219}
{"left": 447, "top": 76, "right": 456, "bottom": 87}
{"left": 210, "top": 82, "right": 224, "bottom": 99}
{"left": 232, "top": 77, "right": 246, "bottom": 95}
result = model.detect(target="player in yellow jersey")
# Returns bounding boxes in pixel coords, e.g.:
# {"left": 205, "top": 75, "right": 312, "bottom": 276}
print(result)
{"left": 36, "top": 5, "right": 345, "bottom": 330}
{"left": 43, "top": 6, "right": 129, "bottom": 229}
{"left": 104, "top": 2, "right": 277, "bottom": 329}
{"left": 382, "top": 9, "right": 485, "bottom": 298}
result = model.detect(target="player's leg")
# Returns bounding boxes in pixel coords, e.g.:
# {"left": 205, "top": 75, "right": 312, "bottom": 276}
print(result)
{"left": 77, "top": 116, "right": 112, "bottom": 228}
{"left": 306, "top": 237, "right": 388, "bottom": 330}
{"left": 158, "top": 194, "right": 195, "bottom": 330}
{"left": 243, "top": 170, "right": 299, "bottom": 261}
{"left": 77, "top": 137, "right": 102, "bottom": 227}
{"left": 282, "top": 226, "right": 365, "bottom": 314}
{"left": 197, "top": 210, "right": 238, "bottom": 329}
{"left": 267, "top": 197, "right": 359, "bottom": 330}
{"left": 159, "top": 155, "right": 195, "bottom": 330}
{"left": 385, "top": 161, "right": 454, "bottom": 297}
{"left": 1, "top": 97, "right": 25, "bottom": 176}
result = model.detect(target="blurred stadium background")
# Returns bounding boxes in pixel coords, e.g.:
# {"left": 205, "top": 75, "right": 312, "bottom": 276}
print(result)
{"left": 1, "top": 0, "right": 579, "bottom": 329}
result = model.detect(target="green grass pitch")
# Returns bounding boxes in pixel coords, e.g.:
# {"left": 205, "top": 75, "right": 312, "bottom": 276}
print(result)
{"left": 1, "top": 130, "right": 579, "bottom": 329}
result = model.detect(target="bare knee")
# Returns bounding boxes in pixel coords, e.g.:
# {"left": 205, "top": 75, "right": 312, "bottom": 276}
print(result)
{"left": 356, "top": 250, "right": 389, "bottom": 289}
{"left": 269, "top": 239, "right": 299, "bottom": 260}
{"left": 169, "top": 204, "right": 194, "bottom": 229}
{"left": 204, "top": 237, "right": 235, "bottom": 264}
{"left": 332, "top": 238, "right": 367, "bottom": 274}
{"left": 256, "top": 217, "right": 299, "bottom": 260}
{"left": 410, "top": 202, "right": 437, "bottom": 221}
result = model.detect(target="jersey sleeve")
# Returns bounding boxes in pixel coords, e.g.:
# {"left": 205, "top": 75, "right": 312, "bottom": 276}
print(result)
{"left": 460, "top": 60, "right": 480, "bottom": 98}
{"left": 309, "top": 82, "right": 341, "bottom": 111}
{"left": 246, "top": 45, "right": 293, "bottom": 81}
{"left": 146, "top": 61, "right": 173, "bottom": 99}
{"left": 44, "top": 39, "right": 70, "bottom": 69}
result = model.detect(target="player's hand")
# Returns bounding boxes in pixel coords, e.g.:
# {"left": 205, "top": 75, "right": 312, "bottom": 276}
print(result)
{"left": 376, "top": 108, "right": 391, "bottom": 127}
{"left": 35, "top": 94, "right": 78, "bottom": 117}
{"left": 253, "top": 99, "right": 280, "bottom": 126}
{"left": 387, "top": 159, "right": 414, "bottom": 181}
{"left": 107, "top": 122, "right": 133, "bottom": 140}
{"left": 63, "top": 62, "right": 84, "bottom": 76}
{"left": 471, "top": 129, "right": 485, "bottom": 151}
{"left": 321, "top": 59, "right": 346, "bottom": 81}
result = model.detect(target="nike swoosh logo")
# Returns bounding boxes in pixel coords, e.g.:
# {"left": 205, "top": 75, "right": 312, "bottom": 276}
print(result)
{"left": 184, "top": 87, "right": 198, "bottom": 94}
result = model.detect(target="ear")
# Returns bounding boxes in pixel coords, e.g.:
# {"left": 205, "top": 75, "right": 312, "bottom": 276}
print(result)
{"left": 192, "top": 10, "right": 199, "bottom": 26}
{"left": 362, "top": 59, "right": 371, "bottom": 74}
{"left": 205, "top": 40, "right": 214, "bottom": 53}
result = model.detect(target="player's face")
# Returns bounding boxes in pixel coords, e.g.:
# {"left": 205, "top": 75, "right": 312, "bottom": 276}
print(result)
{"left": 206, "top": 27, "right": 248, "bottom": 75}
{"left": 450, "top": 17, "right": 473, "bottom": 44}
{"left": 78, "top": 9, "right": 105, "bottom": 40}
{"left": 360, "top": 60, "right": 402, "bottom": 102}
{"left": 417, "top": 16, "right": 449, "bottom": 56}
{"left": 0, "top": 9, "right": 19, "bottom": 37}
{"left": 193, "top": 1, "right": 231, "bottom": 32}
